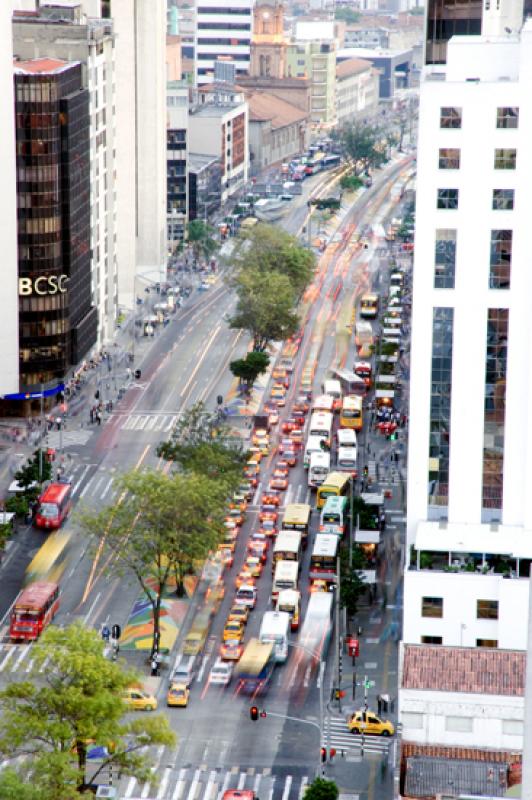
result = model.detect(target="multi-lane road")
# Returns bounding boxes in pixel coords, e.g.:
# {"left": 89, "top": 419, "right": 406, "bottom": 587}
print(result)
{"left": 0, "top": 153, "right": 414, "bottom": 800}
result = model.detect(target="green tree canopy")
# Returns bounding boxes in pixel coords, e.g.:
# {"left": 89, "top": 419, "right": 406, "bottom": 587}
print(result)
{"left": 340, "top": 546, "right": 368, "bottom": 616}
{"left": 186, "top": 220, "right": 218, "bottom": 261}
{"left": 229, "top": 268, "right": 300, "bottom": 352}
{"left": 340, "top": 122, "right": 387, "bottom": 175}
{"left": 340, "top": 174, "right": 363, "bottom": 192}
{"left": 230, "top": 351, "right": 270, "bottom": 391}
{"left": 304, "top": 777, "right": 339, "bottom": 800}
{"left": 80, "top": 469, "right": 228, "bottom": 646}
{"left": 334, "top": 6, "right": 360, "bottom": 22}
{"left": 232, "top": 223, "right": 315, "bottom": 296}
{"left": 14, "top": 450, "right": 52, "bottom": 489}
{"left": 0, "top": 623, "right": 174, "bottom": 799}
{"left": 157, "top": 401, "right": 247, "bottom": 489}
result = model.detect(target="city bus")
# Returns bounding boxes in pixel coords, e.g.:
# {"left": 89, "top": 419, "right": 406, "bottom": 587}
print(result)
{"left": 310, "top": 534, "right": 339, "bottom": 575}
{"left": 10, "top": 581, "right": 60, "bottom": 642}
{"left": 320, "top": 496, "right": 349, "bottom": 537}
{"left": 312, "top": 394, "right": 334, "bottom": 414}
{"left": 299, "top": 591, "right": 334, "bottom": 663}
{"left": 322, "top": 379, "right": 342, "bottom": 411}
{"left": 282, "top": 503, "right": 311, "bottom": 547}
{"left": 24, "top": 530, "right": 73, "bottom": 586}
{"left": 34, "top": 482, "right": 72, "bottom": 530}
{"left": 259, "top": 611, "right": 290, "bottom": 662}
{"left": 309, "top": 411, "right": 333, "bottom": 440}
{"left": 339, "top": 395, "right": 363, "bottom": 431}
{"left": 272, "top": 531, "right": 302, "bottom": 572}
{"left": 308, "top": 451, "right": 331, "bottom": 488}
{"left": 272, "top": 560, "right": 299, "bottom": 603}
{"left": 300, "top": 363, "right": 315, "bottom": 399}
{"left": 316, "top": 471, "right": 351, "bottom": 510}
{"left": 235, "top": 638, "right": 276, "bottom": 695}
{"left": 359, "top": 293, "right": 379, "bottom": 320}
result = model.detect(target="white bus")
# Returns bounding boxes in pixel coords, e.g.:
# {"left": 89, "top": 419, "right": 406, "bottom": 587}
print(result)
{"left": 308, "top": 451, "right": 331, "bottom": 488}
{"left": 337, "top": 428, "right": 357, "bottom": 448}
{"left": 272, "top": 560, "right": 299, "bottom": 602}
{"left": 304, "top": 435, "right": 327, "bottom": 468}
{"left": 312, "top": 394, "right": 334, "bottom": 414}
{"left": 259, "top": 611, "right": 290, "bottom": 662}
{"left": 310, "top": 534, "right": 339, "bottom": 576}
{"left": 338, "top": 445, "right": 357, "bottom": 471}
{"left": 309, "top": 411, "right": 333, "bottom": 440}
{"left": 322, "top": 379, "right": 342, "bottom": 410}
{"left": 273, "top": 531, "right": 302, "bottom": 570}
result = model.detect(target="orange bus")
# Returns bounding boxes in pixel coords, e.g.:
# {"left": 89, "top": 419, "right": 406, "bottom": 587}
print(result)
{"left": 10, "top": 581, "right": 60, "bottom": 642}
{"left": 34, "top": 482, "right": 72, "bottom": 530}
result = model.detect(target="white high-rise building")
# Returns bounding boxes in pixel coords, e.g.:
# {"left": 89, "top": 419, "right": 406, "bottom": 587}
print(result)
{"left": 195, "top": 0, "right": 252, "bottom": 86}
{"left": 0, "top": 2, "right": 20, "bottom": 396}
{"left": 404, "top": 0, "right": 532, "bottom": 650}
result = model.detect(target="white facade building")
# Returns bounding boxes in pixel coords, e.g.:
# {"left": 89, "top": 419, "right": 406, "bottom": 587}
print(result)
{"left": 195, "top": 0, "right": 252, "bottom": 86}
{"left": 405, "top": 9, "right": 532, "bottom": 648}
{"left": 0, "top": 2, "right": 20, "bottom": 396}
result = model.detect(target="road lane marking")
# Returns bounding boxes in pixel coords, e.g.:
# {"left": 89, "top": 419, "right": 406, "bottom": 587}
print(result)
{"left": 171, "top": 768, "right": 187, "bottom": 800}
{"left": 253, "top": 773, "right": 263, "bottom": 795}
{"left": 124, "top": 777, "right": 137, "bottom": 798}
{"left": 237, "top": 773, "right": 246, "bottom": 789}
{"left": 299, "top": 777, "right": 309, "bottom": 799}
{"left": 218, "top": 771, "right": 232, "bottom": 799}
{"left": 72, "top": 464, "right": 91, "bottom": 496}
{"left": 281, "top": 776, "right": 292, "bottom": 800}
{"left": 196, "top": 655, "right": 208, "bottom": 682}
{"left": 100, "top": 479, "right": 113, "bottom": 500}
{"left": 204, "top": 771, "right": 217, "bottom": 800}
{"left": 317, "top": 660, "right": 325, "bottom": 689}
{"left": 0, "top": 647, "right": 16, "bottom": 671}
{"left": 180, "top": 324, "right": 221, "bottom": 403}
{"left": 83, "top": 591, "right": 101, "bottom": 624}
{"left": 12, "top": 645, "right": 31, "bottom": 671}
{"left": 187, "top": 768, "right": 201, "bottom": 800}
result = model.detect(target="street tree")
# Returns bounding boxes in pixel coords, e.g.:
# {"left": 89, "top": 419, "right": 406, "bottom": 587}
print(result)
{"left": 232, "top": 223, "right": 315, "bottom": 296}
{"left": 334, "top": 5, "right": 360, "bottom": 22}
{"left": 304, "top": 777, "right": 339, "bottom": 800}
{"left": 186, "top": 220, "right": 218, "bottom": 261}
{"left": 229, "top": 268, "right": 300, "bottom": 352}
{"left": 340, "top": 546, "right": 368, "bottom": 616}
{"left": 80, "top": 469, "right": 227, "bottom": 647}
{"left": 339, "top": 174, "right": 363, "bottom": 193}
{"left": 230, "top": 351, "right": 270, "bottom": 392}
{"left": 340, "top": 122, "right": 387, "bottom": 175}
{"left": 0, "top": 623, "right": 175, "bottom": 799}
{"left": 157, "top": 401, "right": 247, "bottom": 489}
{"left": 14, "top": 449, "right": 52, "bottom": 489}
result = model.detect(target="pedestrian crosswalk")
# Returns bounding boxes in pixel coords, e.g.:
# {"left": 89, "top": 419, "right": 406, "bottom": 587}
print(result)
{"left": 322, "top": 716, "right": 392, "bottom": 756}
{"left": 112, "top": 412, "right": 178, "bottom": 433}
{"left": 46, "top": 429, "right": 94, "bottom": 449}
{"left": 119, "top": 763, "right": 311, "bottom": 800}
{"left": 0, "top": 642, "right": 53, "bottom": 676}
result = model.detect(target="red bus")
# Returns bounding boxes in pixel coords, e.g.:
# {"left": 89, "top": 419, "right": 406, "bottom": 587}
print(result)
{"left": 10, "top": 581, "right": 60, "bottom": 642}
{"left": 34, "top": 482, "right": 72, "bottom": 529}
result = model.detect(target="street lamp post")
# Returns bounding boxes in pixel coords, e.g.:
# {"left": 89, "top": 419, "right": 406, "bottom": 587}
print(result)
{"left": 286, "top": 641, "right": 325, "bottom": 776}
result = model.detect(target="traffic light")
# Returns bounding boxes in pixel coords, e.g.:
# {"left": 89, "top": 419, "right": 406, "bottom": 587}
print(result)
{"left": 95, "top": 390, "right": 100, "bottom": 400}
{"left": 134, "top": 369, "right": 141, "bottom": 380}
{"left": 111, "top": 624, "right": 121, "bottom": 640}
{"left": 389, "top": 430, "right": 398, "bottom": 441}
{"left": 363, "top": 465, "right": 369, "bottom": 477}
{"left": 250, "top": 706, "right": 259, "bottom": 721}
{"left": 321, "top": 747, "right": 327, "bottom": 763}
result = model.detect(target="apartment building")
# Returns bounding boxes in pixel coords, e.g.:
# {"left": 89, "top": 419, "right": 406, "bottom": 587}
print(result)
{"left": 195, "top": 0, "right": 252, "bottom": 86}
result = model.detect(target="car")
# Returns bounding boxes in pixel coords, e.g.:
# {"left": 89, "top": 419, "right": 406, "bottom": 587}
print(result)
{"left": 250, "top": 530, "right": 269, "bottom": 547}
{"left": 243, "top": 471, "right": 259, "bottom": 488}
{"left": 245, "top": 556, "right": 263, "bottom": 578}
{"left": 247, "top": 541, "right": 268, "bottom": 564}
{"left": 258, "top": 520, "right": 278, "bottom": 538}
{"left": 273, "top": 462, "right": 289, "bottom": 477}
{"left": 272, "top": 367, "right": 289, "bottom": 386}
{"left": 271, "top": 385, "right": 287, "bottom": 406}
{"left": 255, "top": 437, "right": 270, "bottom": 456}
{"left": 279, "top": 438, "right": 296, "bottom": 454}
{"left": 209, "top": 658, "right": 234, "bottom": 685}
{"left": 238, "top": 482, "right": 255, "bottom": 501}
{"left": 282, "top": 448, "right": 297, "bottom": 467}
{"left": 252, "top": 427, "right": 269, "bottom": 444}
{"left": 218, "top": 546, "right": 235, "bottom": 569}
{"left": 229, "top": 494, "right": 248, "bottom": 512}
{"left": 226, "top": 508, "right": 245, "bottom": 524}
{"left": 166, "top": 682, "right": 190, "bottom": 708}
{"left": 289, "top": 428, "right": 303, "bottom": 446}
{"left": 347, "top": 710, "right": 395, "bottom": 736}
{"left": 293, "top": 396, "right": 310, "bottom": 415}
{"left": 259, "top": 509, "right": 278, "bottom": 525}
{"left": 228, "top": 604, "right": 250, "bottom": 624}
{"left": 198, "top": 280, "right": 210, "bottom": 292}
{"left": 261, "top": 493, "right": 280, "bottom": 507}
{"left": 223, "top": 527, "right": 239, "bottom": 544}
{"left": 246, "top": 456, "right": 261, "bottom": 472}
{"left": 276, "top": 459, "right": 291, "bottom": 472}
{"left": 220, "top": 639, "right": 244, "bottom": 661}
{"left": 310, "top": 579, "right": 329, "bottom": 593}
{"left": 234, "top": 583, "right": 257, "bottom": 608}
{"left": 248, "top": 445, "right": 264, "bottom": 462}
{"left": 281, "top": 419, "right": 297, "bottom": 435}
{"left": 235, "top": 569, "right": 256, "bottom": 589}
{"left": 123, "top": 687, "right": 158, "bottom": 711}
{"left": 223, "top": 619, "right": 245, "bottom": 642}
{"left": 269, "top": 475, "right": 288, "bottom": 491}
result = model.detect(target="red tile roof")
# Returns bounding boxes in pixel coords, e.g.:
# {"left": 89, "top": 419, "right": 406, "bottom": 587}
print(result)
{"left": 14, "top": 57, "right": 70, "bottom": 74}
{"left": 336, "top": 57, "right": 373, "bottom": 79}
{"left": 246, "top": 92, "right": 308, "bottom": 129}
{"left": 402, "top": 645, "right": 525, "bottom": 696}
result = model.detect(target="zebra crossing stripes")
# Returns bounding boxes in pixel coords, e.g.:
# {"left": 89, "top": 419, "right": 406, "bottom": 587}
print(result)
{"left": 322, "top": 717, "right": 392, "bottom": 756}
{"left": 120, "top": 413, "right": 178, "bottom": 432}
{"left": 119, "top": 764, "right": 311, "bottom": 800}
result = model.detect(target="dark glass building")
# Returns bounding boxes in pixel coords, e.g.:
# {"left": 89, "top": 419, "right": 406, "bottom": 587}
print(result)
{"left": 14, "top": 58, "right": 97, "bottom": 395}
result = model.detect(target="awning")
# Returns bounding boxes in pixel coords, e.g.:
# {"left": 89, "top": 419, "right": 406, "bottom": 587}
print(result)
{"left": 356, "top": 529, "right": 380, "bottom": 544}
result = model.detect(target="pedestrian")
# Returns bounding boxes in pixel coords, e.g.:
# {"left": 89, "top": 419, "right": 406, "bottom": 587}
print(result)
{"left": 151, "top": 655, "right": 159, "bottom": 677}
{"left": 377, "top": 695, "right": 383, "bottom": 716}
{"left": 90, "top": 407, "right": 95, "bottom": 424}
{"left": 101, "top": 624, "right": 110, "bottom": 643}
{"left": 96, "top": 411, "right": 101, "bottom": 426}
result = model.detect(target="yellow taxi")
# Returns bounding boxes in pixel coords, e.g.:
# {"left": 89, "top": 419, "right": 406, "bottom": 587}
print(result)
{"left": 247, "top": 445, "right": 264, "bottom": 462}
{"left": 271, "top": 384, "right": 287, "bottom": 406}
{"left": 245, "top": 556, "right": 263, "bottom": 578}
{"left": 235, "top": 569, "right": 255, "bottom": 589}
{"left": 167, "top": 682, "right": 190, "bottom": 708}
{"left": 123, "top": 687, "right": 158, "bottom": 712}
{"left": 223, "top": 619, "right": 245, "bottom": 642}
{"left": 252, "top": 427, "right": 269, "bottom": 445}
{"left": 255, "top": 437, "right": 270, "bottom": 456}
{"left": 347, "top": 710, "right": 394, "bottom": 737}
{"left": 228, "top": 604, "right": 249, "bottom": 625}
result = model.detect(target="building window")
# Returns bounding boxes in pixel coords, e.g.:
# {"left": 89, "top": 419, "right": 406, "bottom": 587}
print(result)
{"left": 502, "top": 720, "right": 523, "bottom": 736}
{"left": 402, "top": 713, "right": 424, "bottom": 729}
{"left": 434, "top": 229, "right": 456, "bottom": 288}
{"left": 482, "top": 309, "right": 508, "bottom": 516}
{"left": 477, "top": 599, "right": 499, "bottom": 620}
{"left": 428, "top": 308, "right": 454, "bottom": 509}
{"left": 492, "top": 189, "right": 514, "bottom": 210}
{"left": 494, "top": 149, "right": 516, "bottom": 169}
{"left": 440, "top": 107, "right": 462, "bottom": 128}
{"left": 421, "top": 635, "right": 443, "bottom": 644}
{"left": 421, "top": 597, "right": 443, "bottom": 618}
{"left": 489, "top": 230, "right": 512, "bottom": 289}
{"left": 476, "top": 639, "right": 498, "bottom": 647}
{"left": 437, "top": 189, "right": 458, "bottom": 209}
{"left": 445, "top": 716, "right": 473, "bottom": 733}
{"left": 496, "top": 107, "right": 519, "bottom": 129}
{"left": 438, "top": 148, "right": 460, "bottom": 169}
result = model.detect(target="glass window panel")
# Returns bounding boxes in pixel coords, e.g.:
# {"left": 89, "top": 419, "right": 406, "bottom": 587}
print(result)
{"left": 438, "top": 148, "right": 460, "bottom": 169}
{"left": 494, "top": 149, "right": 516, "bottom": 169}
{"left": 428, "top": 308, "right": 454, "bottom": 509}
{"left": 440, "top": 107, "right": 462, "bottom": 128}
{"left": 437, "top": 189, "right": 459, "bottom": 209}
{"left": 434, "top": 229, "right": 456, "bottom": 288}
{"left": 482, "top": 309, "right": 508, "bottom": 515}
{"left": 496, "top": 107, "right": 519, "bottom": 129}
{"left": 489, "top": 230, "right": 512, "bottom": 289}
{"left": 492, "top": 189, "right": 514, "bottom": 210}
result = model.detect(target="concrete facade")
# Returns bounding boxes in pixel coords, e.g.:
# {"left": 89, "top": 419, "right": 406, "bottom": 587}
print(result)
{"left": 335, "top": 58, "right": 379, "bottom": 125}
{"left": 195, "top": 0, "right": 252, "bottom": 86}
{"left": 0, "top": 2, "right": 20, "bottom": 396}
{"left": 246, "top": 91, "right": 309, "bottom": 171}
{"left": 286, "top": 37, "right": 336, "bottom": 126}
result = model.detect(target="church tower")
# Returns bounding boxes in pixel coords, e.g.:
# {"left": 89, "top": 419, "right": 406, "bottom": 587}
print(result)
{"left": 249, "top": 0, "right": 286, "bottom": 79}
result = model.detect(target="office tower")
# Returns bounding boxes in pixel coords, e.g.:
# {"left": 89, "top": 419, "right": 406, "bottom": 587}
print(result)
{"left": 167, "top": 83, "right": 188, "bottom": 249}
{"left": 195, "top": 0, "right": 253, "bottom": 86}
{"left": 405, "top": 0, "right": 532, "bottom": 650}
{"left": 0, "top": 3, "right": 19, "bottom": 397}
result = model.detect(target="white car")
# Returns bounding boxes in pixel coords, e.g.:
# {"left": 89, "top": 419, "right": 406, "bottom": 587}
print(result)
{"left": 209, "top": 658, "right": 233, "bottom": 686}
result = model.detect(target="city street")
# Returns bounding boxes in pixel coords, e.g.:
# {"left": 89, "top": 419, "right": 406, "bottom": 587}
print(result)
{"left": 0, "top": 154, "right": 414, "bottom": 800}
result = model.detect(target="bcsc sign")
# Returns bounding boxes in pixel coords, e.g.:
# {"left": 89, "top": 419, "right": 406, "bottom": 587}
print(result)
{"left": 19, "top": 275, "right": 68, "bottom": 296}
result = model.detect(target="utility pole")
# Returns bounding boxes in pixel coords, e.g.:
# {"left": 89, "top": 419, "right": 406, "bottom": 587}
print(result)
{"left": 39, "top": 384, "right": 44, "bottom": 483}
{"left": 336, "top": 555, "right": 342, "bottom": 713}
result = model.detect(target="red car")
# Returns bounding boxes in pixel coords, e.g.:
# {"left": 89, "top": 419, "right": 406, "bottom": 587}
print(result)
{"left": 259, "top": 509, "right": 278, "bottom": 525}
{"left": 281, "top": 418, "right": 298, "bottom": 435}
{"left": 293, "top": 396, "right": 310, "bottom": 415}
{"left": 261, "top": 493, "right": 280, "bottom": 508}
{"left": 248, "top": 541, "right": 268, "bottom": 564}
{"left": 276, "top": 459, "right": 291, "bottom": 472}
{"left": 220, "top": 640, "right": 244, "bottom": 661}
{"left": 279, "top": 438, "right": 296, "bottom": 454}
